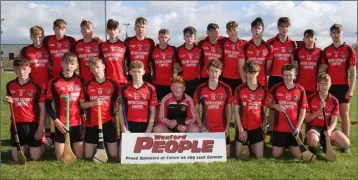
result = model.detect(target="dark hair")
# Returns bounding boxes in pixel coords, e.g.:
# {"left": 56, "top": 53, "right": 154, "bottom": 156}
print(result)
{"left": 207, "top": 23, "right": 219, "bottom": 31}
{"left": 158, "top": 29, "right": 170, "bottom": 35}
{"left": 226, "top": 21, "right": 238, "bottom": 30}
{"left": 330, "top": 23, "right": 343, "bottom": 33}
{"left": 207, "top": 59, "right": 223, "bottom": 71}
{"left": 304, "top": 29, "right": 316, "bottom": 37}
{"left": 183, "top": 26, "right": 196, "bottom": 36}
{"left": 13, "top": 56, "right": 30, "bottom": 68}
{"left": 107, "top": 19, "right": 119, "bottom": 30}
{"left": 281, "top": 64, "right": 297, "bottom": 75}
{"left": 243, "top": 61, "right": 260, "bottom": 73}
{"left": 251, "top": 17, "right": 264, "bottom": 28}
{"left": 277, "top": 17, "right": 291, "bottom": 27}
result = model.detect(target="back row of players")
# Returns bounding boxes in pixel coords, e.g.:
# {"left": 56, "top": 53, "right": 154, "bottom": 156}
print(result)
{"left": 4, "top": 16, "right": 355, "bottom": 162}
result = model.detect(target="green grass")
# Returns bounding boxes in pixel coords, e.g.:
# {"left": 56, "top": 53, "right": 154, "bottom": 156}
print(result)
{"left": 1, "top": 72, "right": 356, "bottom": 179}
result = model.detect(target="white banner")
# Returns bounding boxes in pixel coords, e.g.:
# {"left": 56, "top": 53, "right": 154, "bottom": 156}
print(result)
{"left": 121, "top": 132, "right": 227, "bottom": 164}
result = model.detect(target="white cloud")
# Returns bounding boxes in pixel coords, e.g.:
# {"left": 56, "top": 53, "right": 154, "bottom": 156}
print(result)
{"left": 1, "top": 1, "right": 357, "bottom": 49}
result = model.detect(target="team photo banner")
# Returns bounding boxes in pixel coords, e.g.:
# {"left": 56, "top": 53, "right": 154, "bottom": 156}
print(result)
{"left": 121, "top": 133, "right": 227, "bottom": 164}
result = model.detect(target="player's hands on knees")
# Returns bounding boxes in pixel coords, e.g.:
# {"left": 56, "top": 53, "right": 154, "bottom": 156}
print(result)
{"left": 177, "top": 125, "right": 187, "bottom": 132}
{"left": 35, "top": 127, "right": 45, "bottom": 140}
{"left": 3, "top": 96, "right": 13, "bottom": 104}
{"left": 293, "top": 127, "right": 300, "bottom": 136}
{"left": 324, "top": 130, "right": 332, "bottom": 137}
{"left": 273, "top": 104, "right": 286, "bottom": 112}
{"left": 54, "top": 119, "right": 67, "bottom": 134}
{"left": 168, "top": 120, "right": 178, "bottom": 129}
{"left": 200, "top": 127, "right": 209, "bottom": 132}
{"left": 239, "top": 129, "right": 247, "bottom": 143}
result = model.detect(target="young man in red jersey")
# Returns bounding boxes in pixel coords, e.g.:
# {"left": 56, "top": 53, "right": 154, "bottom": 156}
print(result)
{"left": 80, "top": 57, "right": 119, "bottom": 159}
{"left": 154, "top": 76, "right": 199, "bottom": 133}
{"left": 46, "top": 52, "right": 85, "bottom": 160}
{"left": 151, "top": 29, "right": 176, "bottom": 101}
{"left": 320, "top": 24, "right": 356, "bottom": 139}
{"left": 125, "top": 17, "right": 155, "bottom": 83}
{"left": 305, "top": 73, "right": 350, "bottom": 154}
{"left": 234, "top": 61, "right": 267, "bottom": 158}
{"left": 100, "top": 19, "right": 127, "bottom": 85}
{"left": 4, "top": 57, "right": 46, "bottom": 162}
{"left": 176, "top": 26, "right": 203, "bottom": 97}
{"left": 194, "top": 59, "right": 233, "bottom": 158}
{"left": 265, "top": 64, "right": 307, "bottom": 158}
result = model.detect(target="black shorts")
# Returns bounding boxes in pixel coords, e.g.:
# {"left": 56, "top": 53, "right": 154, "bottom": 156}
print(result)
{"left": 153, "top": 83, "right": 171, "bottom": 101}
{"left": 127, "top": 73, "right": 152, "bottom": 83}
{"left": 220, "top": 77, "right": 242, "bottom": 94}
{"left": 329, "top": 84, "right": 349, "bottom": 104}
{"left": 271, "top": 131, "right": 302, "bottom": 147}
{"left": 235, "top": 128, "right": 264, "bottom": 146}
{"left": 85, "top": 120, "right": 118, "bottom": 144}
{"left": 185, "top": 78, "right": 201, "bottom": 97}
{"left": 10, "top": 122, "right": 42, "bottom": 147}
{"left": 305, "top": 90, "right": 315, "bottom": 97}
{"left": 268, "top": 76, "right": 283, "bottom": 90}
{"left": 128, "top": 121, "right": 149, "bottom": 133}
{"left": 306, "top": 126, "right": 338, "bottom": 153}
{"left": 54, "top": 125, "right": 83, "bottom": 143}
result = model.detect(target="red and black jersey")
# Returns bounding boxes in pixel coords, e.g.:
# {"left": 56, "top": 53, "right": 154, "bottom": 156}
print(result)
{"left": 266, "top": 35, "right": 296, "bottom": 76}
{"left": 75, "top": 39, "right": 101, "bottom": 82}
{"left": 322, "top": 43, "right": 357, "bottom": 85}
{"left": 46, "top": 73, "right": 85, "bottom": 127}
{"left": 265, "top": 83, "right": 307, "bottom": 133}
{"left": 84, "top": 78, "right": 120, "bottom": 127}
{"left": 222, "top": 38, "right": 247, "bottom": 79}
{"left": 193, "top": 81, "right": 233, "bottom": 132}
{"left": 43, "top": 35, "right": 76, "bottom": 78}
{"left": 124, "top": 36, "right": 155, "bottom": 74}
{"left": 20, "top": 45, "right": 50, "bottom": 89}
{"left": 158, "top": 93, "right": 196, "bottom": 126}
{"left": 306, "top": 93, "right": 339, "bottom": 128}
{"left": 151, "top": 45, "right": 176, "bottom": 86}
{"left": 176, "top": 44, "right": 203, "bottom": 81}
{"left": 294, "top": 47, "right": 323, "bottom": 92}
{"left": 198, "top": 37, "right": 224, "bottom": 78}
{"left": 118, "top": 82, "right": 158, "bottom": 123}
{"left": 99, "top": 39, "right": 127, "bottom": 84}
{"left": 242, "top": 39, "right": 273, "bottom": 86}
{"left": 6, "top": 79, "right": 45, "bottom": 123}
{"left": 234, "top": 83, "right": 267, "bottom": 130}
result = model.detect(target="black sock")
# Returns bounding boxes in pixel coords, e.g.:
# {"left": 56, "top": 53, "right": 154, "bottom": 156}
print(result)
{"left": 308, "top": 146, "right": 316, "bottom": 154}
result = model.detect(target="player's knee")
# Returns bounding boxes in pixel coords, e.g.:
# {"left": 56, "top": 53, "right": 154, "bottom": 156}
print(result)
{"left": 153, "top": 124, "right": 168, "bottom": 133}
{"left": 272, "top": 149, "right": 282, "bottom": 158}
{"left": 187, "top": 124, "right": 199, "bottom": 132}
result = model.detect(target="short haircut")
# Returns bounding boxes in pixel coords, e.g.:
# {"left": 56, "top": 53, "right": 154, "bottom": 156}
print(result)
{"left": 130, "top": 60, "right": 144, "bottom": 70}
{"left": 243, "top": 61, "right": 260, "bottom": 73}
{"left": 13, "top": 56, "right": 30, "bottom": 68}
{"left": 317, "top": 73, "right": 331, "bottom": 83}
{"left": 183, "top": 26, "right": 196, "bottom": 36}
{"left": 158, "top": 28, "right": 170, "bottom": 35}
{"left": 226, "top": 21, "right": 238, "bottom": 30}
{"left": 30, "top": 26, "right": 44, "bottom": 36}
{"left": 80, "top": 19, "right": 93, "bottom": 28}
{"left": 281, "top": 64, "right": 296, "bottom": 75}
{"left": 277, "top": 17, "right": 291, "bottom": 26}
{"left": 107, "top": 19, "right": 119, "bottom": 30}
{"left": 304, "top": 29, "right": 316, "bottom": 37}
{"left": 330, "top": 23, "right": 343, "bottom": 33}
{"left": 135, "top": 17, "right": 148, "bottom": 25}
{"left": 53, "top": 19, "right": 67, "bottom": 28}
{"left": 207, "top": 23, "right": 219, "bottom": 31}
{"left": 62, "top": 52, "right": 78, "bottom": 64}
{"left": 171, "top": 76, "right": 185, "bottom": 85}
{"left": 251, "top": 17, "right": 264, "bottom": 28}
{"left": 86, "top": 57, "right": 104, "bottom": 67}
{"left": 207, "top": 59, "right": 223, "bottom": 71}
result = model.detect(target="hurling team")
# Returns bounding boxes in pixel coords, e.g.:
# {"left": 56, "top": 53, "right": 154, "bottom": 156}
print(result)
{"left": 3, "top": 15, "right": 356, "bottom": 162}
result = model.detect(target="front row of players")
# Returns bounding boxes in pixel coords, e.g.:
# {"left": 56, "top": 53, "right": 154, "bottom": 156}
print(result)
{"left": 4, "top": 54, "right": 350, "bottom": 163}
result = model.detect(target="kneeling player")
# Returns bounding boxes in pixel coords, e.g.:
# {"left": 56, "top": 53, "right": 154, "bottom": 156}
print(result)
{"left": 154, "top": 76, "right": 199, "bottom": 133}
{"left": 305, "top": 73, "right": 350, "bottom": 154}
{"left": 194, "top": 59, "right": 233, "bottom": 157}
{"left": 80, "top": 57, "right": 119, "bottom": 159}
{"left": 4, "top": 57, "right": 46, "bottom": 161}
{"left": 234, "top": 61, "right": 267, "bottom": 158}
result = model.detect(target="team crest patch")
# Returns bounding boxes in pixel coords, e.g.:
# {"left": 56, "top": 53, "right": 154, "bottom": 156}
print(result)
{"left": 341, "top": 52, "right": 346, "bottom": 58}
{"left": 262, "top": 50, "right": 268, "bottom": 56}
{"left": 258, "top": 94, "right": 263, "bottom": 101}
{"left": 293, "top": 95, "right": 298, "bottom": 101}
{"left": 144, "top": 45, "right": 149, "bottom": 50}
{"left": 141, "top": 94, "right": 147, "bottom": 100}
{"left": 106, "top": 88, "right": 111, "bottom": 94}
{"left": 93, "top": 46, "right": 98, "bottom": 52}
{"left": 27, "top": 90, "right": 33, "bottom": 96}
{"left": 181, "top": 106, "right": 187, "bottom": 111}
{"left": 210, "top": 94, "right": 216, "bottom": 100}
{"left": 288, "top": 47, "right": 293, "bottom": 53}
{"left": 219, "top": 93, "right": 224, "bottom": 100}
{"left": 168, "top": 53, "right": 173, "bottom": 59}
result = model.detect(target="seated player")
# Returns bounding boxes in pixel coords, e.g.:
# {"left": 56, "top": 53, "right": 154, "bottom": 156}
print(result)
{"left": 80, "top": 57, "right": 119, "bottom": 159}
{"left": 194, "top": 59, "right": 233, "bottom": 157}
{"left": 154, "top": 76, "right": 199, "bottom": 133}
{"left": 305, "top": 73, "right": 350, "bottom": 154}
{"left": 234, "top": 61, "right": 267, "bottom": 158}
{"left": 4, "top": 57, "right": 46, "bottom": 161}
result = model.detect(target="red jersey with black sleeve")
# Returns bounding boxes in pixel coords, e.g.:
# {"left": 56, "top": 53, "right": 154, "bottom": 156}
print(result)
{"left": 43, "top": 35, "right": 76, "bottom": 78}
{"left": 242, "top": 39, "right": 273, "bottom": 86}
{"left": 264, "top": 83, "right": 307, "bottom": 133}
{"left": 83, "top": 78, "right": 120, "bottom": 127}
{"left": 294, "top": 47, "right": 323, "bottom": 92}
{"left": 124, "top": 36, "right": 155, "bottom": 74}
{"left": 99, "top": 40, "right": 127, "bottom": 84}
{"left": 151, "top": 45, "right": 176, "bottom": 86}
{"left": 306, "top": 93, "right": 339, "bottom": 128}
{"left": 193, "top": 81, "right": 233, "bottom": 132}
{"left": 76, "top": 39, "right": 101, "bottom": 82}
{"left": 6, "top": 79, "right": 45, "bottom": 123}
{"left": 322, "top": 43, "right": 357, "bottom": 85}
{"left": 176, "top": 44, "right": 203, "bottom": 81}
{"left": 46, "top": 73, "right": 85, "bottom": 127}
{"left": 222, "top": 38, "right": 247, "bottom": 79}
{"left": 198, "top": 37, "right": 224, "bottom": 78}
{"left": 266, "top": 35, "right": 296, "bottom": 76}
{"left": 118, "top": 82, "right": 158, "bottom": 123}
{"left": 233, "top": 83, "right": 267, "bottom": 130}
{"left": 20, "top": 45, "right": 50, "bottom": 89}
{"left": 158, "top": 93, "right": 196, "bottom": 126}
